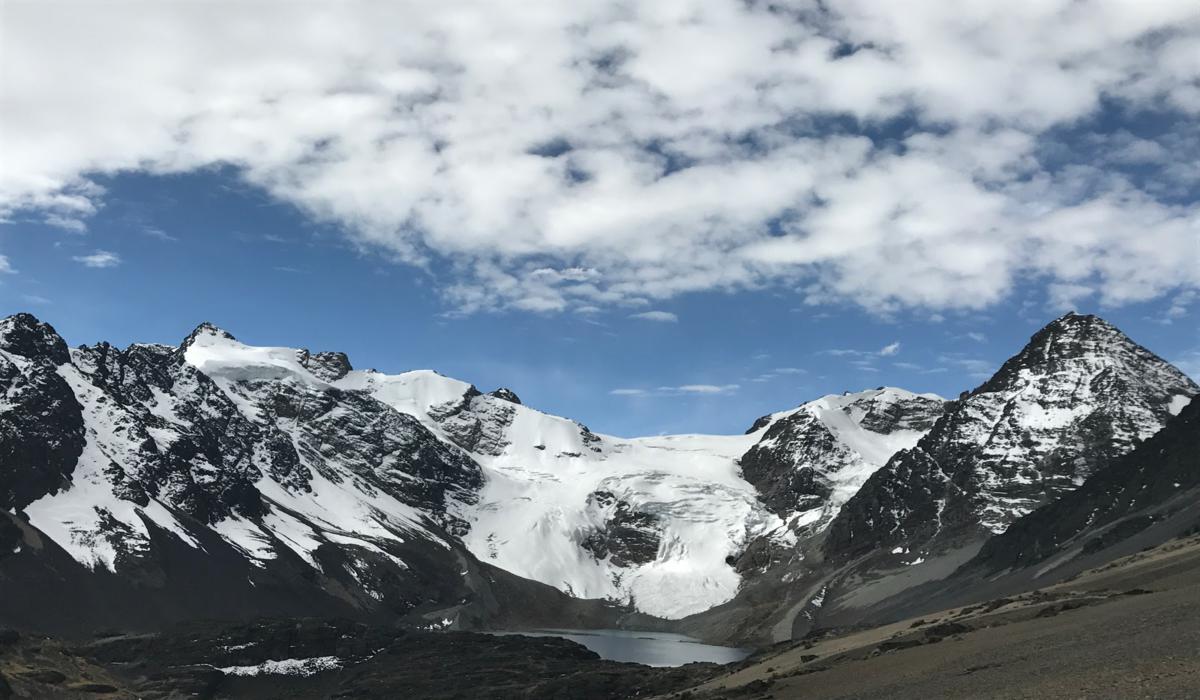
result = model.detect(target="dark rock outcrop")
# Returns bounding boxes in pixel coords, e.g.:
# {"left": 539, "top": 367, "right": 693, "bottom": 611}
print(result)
{"left": 0, "top": 314, "right": 85, "bottom": 511}
{"left": 580, "top": 491, "right": 662, "bottom": 568}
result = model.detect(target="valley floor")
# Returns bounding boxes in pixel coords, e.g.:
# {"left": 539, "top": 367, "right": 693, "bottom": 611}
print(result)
{"left": 677, "top": 533, "right": 1200, "bottom": 699}
{"left": 3, "top": 535, "right": 1200, "bottom": 699}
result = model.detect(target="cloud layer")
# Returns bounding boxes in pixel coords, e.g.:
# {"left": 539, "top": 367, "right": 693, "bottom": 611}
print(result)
{"left": 4, "top": 1, "right": 1199, "bottom": 313}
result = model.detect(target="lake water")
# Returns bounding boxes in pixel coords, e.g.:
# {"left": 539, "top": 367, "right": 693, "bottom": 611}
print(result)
{"left": 500, "top": 629, "right": 751, "bottom": 667}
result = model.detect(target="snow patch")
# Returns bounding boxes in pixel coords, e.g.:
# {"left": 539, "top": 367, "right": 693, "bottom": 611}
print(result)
{"left": 217, "top": 656, "right": 341, "bottom": 677}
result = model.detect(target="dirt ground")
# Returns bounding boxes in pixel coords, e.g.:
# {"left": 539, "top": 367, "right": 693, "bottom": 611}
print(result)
{"left": 674, "top": 534, "right": 1200, "bottom": 699}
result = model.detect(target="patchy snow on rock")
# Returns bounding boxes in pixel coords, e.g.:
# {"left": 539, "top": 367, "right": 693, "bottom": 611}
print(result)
{"left": 25, "top": 364, "right": 201, "bottom": 571}
{"left": 217, "top": 656, "right": 342, "bottom": 677}
{"left": 740, "top": 388, "right": 946, "bottom": 533}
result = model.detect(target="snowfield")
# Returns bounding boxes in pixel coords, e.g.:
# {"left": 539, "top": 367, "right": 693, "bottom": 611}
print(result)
{"left": 14, "top": 323, "right": 947, "bottom": 619}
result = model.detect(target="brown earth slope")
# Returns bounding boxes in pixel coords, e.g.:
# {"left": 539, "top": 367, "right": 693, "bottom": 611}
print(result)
{"left": 674, "top": 533, "right": 1200, "bottom": 700}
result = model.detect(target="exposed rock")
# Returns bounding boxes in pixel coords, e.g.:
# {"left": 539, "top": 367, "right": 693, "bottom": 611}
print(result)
{"left": 580, "top": 491, "right": 662, "bottom": 568}
{"left": 487, "top": 387, "right": 521, "bottom": 404}
{"left": 969, "top": 396, "right": 1200, "bottom": 572}
{"left": 739, "top": 388, "right": 945, "bottom": 528}
{"left": 298, "top": 350, "right": 353, "bottom": 382}
{"left": 826, "top": 313, "right": 1198, "bottom": 560}
{"left": 0, "top": 315, "right": 85, "bottom": 511}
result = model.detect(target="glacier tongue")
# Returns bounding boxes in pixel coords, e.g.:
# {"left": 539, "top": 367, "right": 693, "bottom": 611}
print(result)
{"left": 350, "top": 374, "right": 946, "bottom": 618}
{"left": 353, "top": 370, "right": 789, "bottom": 619}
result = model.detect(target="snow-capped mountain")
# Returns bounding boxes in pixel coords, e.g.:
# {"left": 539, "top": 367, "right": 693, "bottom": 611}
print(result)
{"left": 4, "top": 310, "right": 1192, "bottom": 641}
{"left": 0, "top": 312, "right": 955, "bottom": 625}
{"left": 824, "top": 312, "right": 1199, "bottom": 561}
{"left": 740, "top": 389, "right": 946, "bottom": 533}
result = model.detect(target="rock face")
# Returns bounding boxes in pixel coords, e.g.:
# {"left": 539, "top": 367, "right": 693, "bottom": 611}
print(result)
{"left": 969, "top": 396, "right": 1198, "bottom": 572}
{"left": 825, "top": 313, "right": 1198, "bottom": 560}
{"left": 0, "top": 318, "right": 502, "bottom": 631}
{"left": 0, "top": 314, "right": 85, "bottom": 511}
{"left": 580, "top": 491, "right": 662, "bottom": 568}
{"left": 739, "top": 388, "right": 945, "bottom": 532}
{"left": 428, "top": 387, "right": 518, "bottom": 457}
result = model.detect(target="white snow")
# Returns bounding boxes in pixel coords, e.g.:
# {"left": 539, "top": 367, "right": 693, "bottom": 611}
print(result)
{"left": 463, "top": 423, "right": 778, "bottom": 618}
{"left": 761, "top": 388, "right": 941, "bottom": 532}
{"left": 335, "top": 369, "right": 473, "bottom": 430}
{"left": 1168, "top": 394, "right": 1192, "bottom": 416}
{"left": 217, "top": 656, "right": 341, "bottom": 677}
{"left": 25, "top": 365, "right": 201, "bottom": 571}
{"left": 16, "top": 326, "right": 948, "bottom": 619}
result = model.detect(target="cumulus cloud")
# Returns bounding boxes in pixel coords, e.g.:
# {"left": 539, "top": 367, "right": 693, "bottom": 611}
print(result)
{"left": 0, "top": 256, "right": 15, "bottom": 274}
{"left": 3, "top": 1, "right": 1200, "bottom": 314}
{"left": 72, "top": 251, "right": 122, "bottom": 268}
{"left": 879, "top": 341, "right": 901, "bottom": 357}
{"left": 630, "top": 310, "right": 679, "bottom": 323}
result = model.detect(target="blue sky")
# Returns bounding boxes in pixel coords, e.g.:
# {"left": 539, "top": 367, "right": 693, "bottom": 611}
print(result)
{"left": 2, "top": 171, "right": 1196, "bottom": 437}
{"left": 2, "top": 2, "right": 1198, "bottom": 435}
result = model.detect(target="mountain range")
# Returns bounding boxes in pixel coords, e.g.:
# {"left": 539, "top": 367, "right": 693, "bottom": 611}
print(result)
{"left": 0, "top": 311, "right": 1195, "bottom": 649}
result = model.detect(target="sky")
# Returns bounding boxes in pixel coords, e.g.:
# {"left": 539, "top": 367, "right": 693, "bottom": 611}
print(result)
{"left": 1, "top": 1, "right": 1198, "bottom": 436}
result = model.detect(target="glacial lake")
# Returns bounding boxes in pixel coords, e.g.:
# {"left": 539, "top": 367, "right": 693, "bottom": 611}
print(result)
{"left": 498, "top": 629, "right": 751, "bottom": 667}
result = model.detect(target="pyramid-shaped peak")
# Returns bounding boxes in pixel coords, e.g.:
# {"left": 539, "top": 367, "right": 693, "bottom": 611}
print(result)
{"left": 180, "top": 321, "right": 237, "bottom": 350}
{"left": 975, "top": 312, "right": 1196, "bottom": 401}
{"left": 1041, "top": 311, "right": 1118, "bottom": 335}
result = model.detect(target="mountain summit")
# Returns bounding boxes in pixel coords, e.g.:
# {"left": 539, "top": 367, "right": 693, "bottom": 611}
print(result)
{"left": 824, "top": 313, "right": 1198, "bottom": 560}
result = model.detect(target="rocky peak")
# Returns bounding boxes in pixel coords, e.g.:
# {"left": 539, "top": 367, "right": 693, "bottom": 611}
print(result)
{"left": 298, "top": 349, "right": 353, "bottom": 382}
{"left": 179, "top": 321, "right": 236, "bottom": 350}
{"left": 739, "top": 388, "right": 945, "bottom": 526}
{"left": 487, "top": 387, "right": 521, "bottom": 405}
{"left": 0, "top": 313, "right": 70, "bottom": 365}
{"left": 974, "top": 312, "right": 1186, "bottom": 399}
{"left": 0, "top": 315, "right": 85, "bottom": 511}
{"left": 825, "top": 314, "right": 1198, "bottom": 561}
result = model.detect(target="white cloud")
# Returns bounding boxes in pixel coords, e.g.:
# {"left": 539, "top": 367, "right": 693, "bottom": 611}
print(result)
{"left": 611, "top": 383, "right": 739, "bottom": 396}
{"left": 143, "top": 226, "right": 177, "bottom": 241}
{"left": 2, "top": 2, "right": 1199, "bottom": 313}
{"left": 671, "top": 384, "right": 739, "bottom": 395}
{"left": 0, "top": 256, "right": 14, "bottom": 274}
{"left": 1151, "top": 290, "right": 1197, "bottom": 324}
{"left": 629, "top": 311, "right": 678, "bottom": 323}
{"left": 879, "top": 341, "right": 901, "bottom": 357}
{"left": 72, "top": 250, "right": 122, "bottom": 268}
